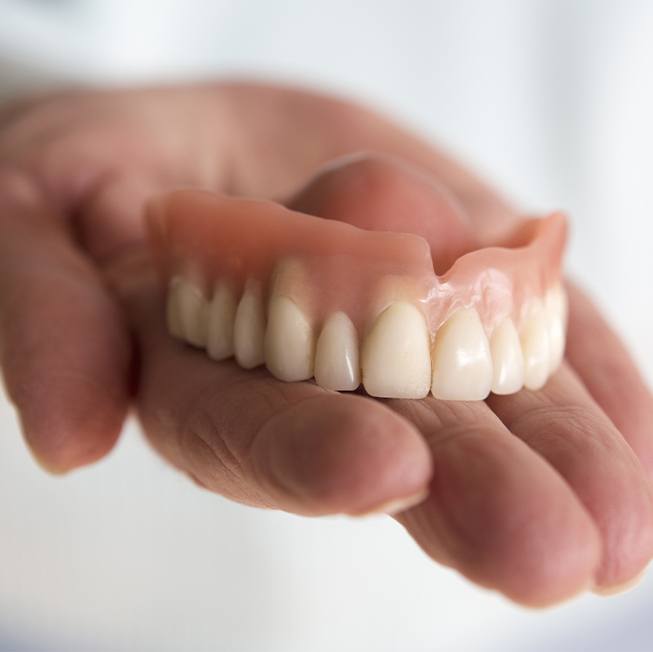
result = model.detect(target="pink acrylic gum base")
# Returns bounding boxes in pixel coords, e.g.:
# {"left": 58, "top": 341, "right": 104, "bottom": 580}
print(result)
{"left": 148, "top": 190, "right": 567, "bottom": 338}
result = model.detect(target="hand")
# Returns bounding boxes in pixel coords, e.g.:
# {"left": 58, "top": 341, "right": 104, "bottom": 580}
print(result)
{"left": 1, "top": 83, "right": 651, "bottom": 606}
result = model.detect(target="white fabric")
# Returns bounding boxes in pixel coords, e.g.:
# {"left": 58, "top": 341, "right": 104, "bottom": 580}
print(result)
{"left": 0, "top": 1, "right": 652, "bottom": 650}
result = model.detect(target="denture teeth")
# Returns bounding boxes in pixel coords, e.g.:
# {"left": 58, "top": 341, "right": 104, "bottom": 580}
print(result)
{"left": 520, "top": 301, "right": 550, "bottom": 390}
{"left": 431, "top": 308, "right": 493, "bottom": 401}
{"left": 314, "top": 312, "right": 360, "bottom": 391}
{"left": 233, "top": 279, "right": 266, "bottom": 369}
{"left": 166, "top": 276, "right": 185, "bottom": 340}
{"left": 490, "top": 318, "right": 525, "bottom": 395}
{"left": 265, "top": 295, "right": 315, "bottom": 381}
{"left": 545, "top": 284, "right": 568, "bottom": 372}
{"left": 207, "top": 281, "right": 237, "bottom": 361}
{"left": 361, "top": 302, "right": 431, "bottom": 399}
{"left": 176, "top": 276, "right": 209, "bottom": 347}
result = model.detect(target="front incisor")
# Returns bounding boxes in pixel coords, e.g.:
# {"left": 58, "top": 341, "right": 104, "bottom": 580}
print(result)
{"left": 361, "top": 302, "right": 431, "bottom": 399}
{"left": 431, "top": 308, "right": 493, "bottom": 401}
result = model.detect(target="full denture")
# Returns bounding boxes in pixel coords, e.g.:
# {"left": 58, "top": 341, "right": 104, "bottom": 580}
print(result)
{"left": 148, "top": 190, "right": 568, "bottom": 401}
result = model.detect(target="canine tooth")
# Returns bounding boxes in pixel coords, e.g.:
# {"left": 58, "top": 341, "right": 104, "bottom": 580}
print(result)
{"left": 166, "top": 276, "right": 184, "bottom": 339}
{"left": 521, "top": 302, "right": 550, "bottom": 390}
{"left": 490, "top": 318, "right": 524, "bottom": 395}
{"left": 264, "top": 296, "right": 314, "bottom": 381}
{"left": 431, "top": 308, "right": 492, "bottom": 401}
{"left": 207, "top": 281, "right": 237, "bottom": 360}
{"left": 314, "top": 312, "right": 360, "bottom": 391}
{"left": 177, "top": 277, "right": 208, "bottom": 347}
{"left": 234, "top": 280, "right": 266, "bottom": 369}
{"left": 361, "top": 302, "right": 431, "bottom": 399}
{"left": 546, "top": 284, "right": 568, "bottom": 372}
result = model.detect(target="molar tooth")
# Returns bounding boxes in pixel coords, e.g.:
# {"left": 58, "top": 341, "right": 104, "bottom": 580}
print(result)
{"left": 490, "top": 318, "right": 525, "bottom": 395}
{"left": 207, "top": 281, "right": 237, "bottom": 361}
{"left": 314, "top": 312, "right": 360, "bottom": 391}
{"left": 521, "top": 302, "right": 550, "bottom": 390}
{"left": 431, "top": 308, "right": 492, "bottom": 401}
{"left": 264, "top": 295, "right": 315, "bottom": 381}
{"left": 361, "top": 302, "right": 431, "bottom": 399}
{"left": 166, "top": 276, "right": 184, "bottom": 339}
{"left": 177, "top": 276, "right": 208, "bottom": 347}
{"left": 546, "top": 284, "right": 568, "bottom": 372}
{"left": 234, "top": 280, "right": 266, "bottom": 369}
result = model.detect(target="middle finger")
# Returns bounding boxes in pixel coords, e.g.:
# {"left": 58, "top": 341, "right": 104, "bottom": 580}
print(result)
{"left": 391, "top": 395, "right": 601, "bottom": 606}
{"left": 488, "top": 363, "right": 653, "bottom": 591}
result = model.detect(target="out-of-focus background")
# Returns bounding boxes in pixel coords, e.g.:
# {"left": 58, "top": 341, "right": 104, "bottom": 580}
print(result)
{"left": 1, "top": 1, "right": 652, "bottom": 650}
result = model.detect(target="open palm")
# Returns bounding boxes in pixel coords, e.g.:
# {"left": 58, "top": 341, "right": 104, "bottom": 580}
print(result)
{"left": 0, "top": 83, "right": 651, "bottom": 606}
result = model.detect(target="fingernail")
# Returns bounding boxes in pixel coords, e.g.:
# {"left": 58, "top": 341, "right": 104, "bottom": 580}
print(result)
{"left": 352, "top": 488, "right": 429, "bottom": 517}
{"left": 19, "top": 413, "right": 72, "bottom": 475}
{"left": 26, "top": 443, "right": 71, "bottom": 476}
{"left": 592, "top": 563, "right": 650, "bottom": 596}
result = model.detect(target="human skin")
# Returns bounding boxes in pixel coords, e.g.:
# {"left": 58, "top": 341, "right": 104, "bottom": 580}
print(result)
{"left": 0, "top": 83, "right": 652, "bottom": 606}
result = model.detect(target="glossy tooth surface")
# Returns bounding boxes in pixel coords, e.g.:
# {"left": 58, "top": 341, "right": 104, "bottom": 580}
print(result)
{"left": 166, "top": 277, "right": 184, "bottom": 339}
{"left": 177, "top": 277, "right": 208, "bottom": 348}
{"left": 362, "top": 302, "right": 431, "bottom": 399}
{"left": 431, "top": 308, "right": 492, "bottom": 401}
{"left": 265, "top": 296, "right": 314, "bottom": 381}
{"left": 207, "top": 281, "right": 237, "bottom": 361}
{"left": 546, "top": 284, "right": 568, "bottom": 372}
{"left": 521, "top": 302, "right": 550, "bottom": 390}
{"left": 233, "top": 280, "right": 266, "bottom": 369}
{"left": 314, "top": 312, "right": 360, "bottom": 391}
{"left": 490, "top": 318, "right": 524, "bottom": 395}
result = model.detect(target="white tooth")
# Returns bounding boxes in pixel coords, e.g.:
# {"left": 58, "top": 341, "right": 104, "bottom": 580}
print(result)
{"left": 521, "top": 301, "right": 550, "bottom": 390}
{"left": 177, "top": 277, "right": 208, "bottom": 348}
{"left": 207, "top": 281, "right": 237, "bottom": 360}
{"left": 361, "top": 302, "right": 431, "bottom": 399}
{"left": 314, "top": 312, "right": 360, "bottom": 391}
{"left": 490, "top": 318, "right": 524, "bottom": 395}
{"left": 264, "top": 296, "right": 314, "bottom": 381}
{"left": 233, "top": 280, "right": 266, "bottom": 369}
{"left": 546, "top": 284, "right": 568, "bottom": 372}
{"left": 166, "top": 276, "right": 185, "bottom": 339}
{"left": 431, "top": 308, "right": 492, "bottom": 401}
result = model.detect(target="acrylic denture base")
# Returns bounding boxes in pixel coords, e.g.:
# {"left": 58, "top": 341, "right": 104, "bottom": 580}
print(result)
{"left": 149, "top": 190, "right": 567, "bottom": 400}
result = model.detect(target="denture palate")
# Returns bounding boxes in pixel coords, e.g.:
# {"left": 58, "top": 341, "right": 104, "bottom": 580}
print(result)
{"left": 149, "top": 190, "right": 568, "bottom": 401}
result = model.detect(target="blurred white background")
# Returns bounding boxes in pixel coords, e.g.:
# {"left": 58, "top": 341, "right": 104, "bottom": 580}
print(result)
{"left": 0, "top": 1, "right": 652, "bottom": 650}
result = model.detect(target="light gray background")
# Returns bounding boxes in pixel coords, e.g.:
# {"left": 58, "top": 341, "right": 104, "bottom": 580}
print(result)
{"left": 0, "top": 1, "right": 652, "bottom": 650}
